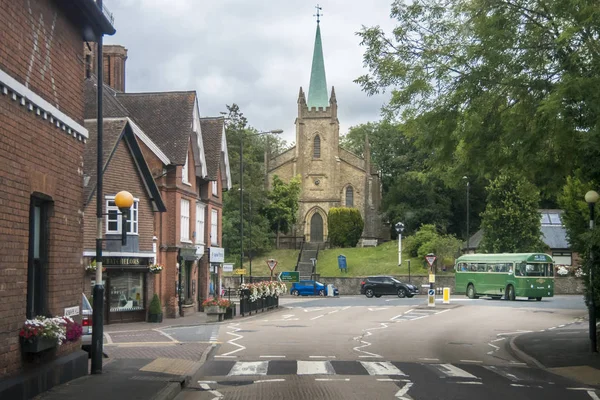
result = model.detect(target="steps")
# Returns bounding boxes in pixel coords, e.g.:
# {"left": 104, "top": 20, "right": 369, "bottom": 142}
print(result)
{"left": 295, "top": 242, "right": 323, "bottom": 280}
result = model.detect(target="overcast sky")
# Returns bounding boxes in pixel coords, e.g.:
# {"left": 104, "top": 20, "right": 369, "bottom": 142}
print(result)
{"left": 104, "top": 0, "right": 396, "bottom": 145}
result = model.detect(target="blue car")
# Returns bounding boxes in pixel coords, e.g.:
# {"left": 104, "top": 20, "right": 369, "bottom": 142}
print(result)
{"left": 290, "top": 281, "right": 339, "bottom": 296}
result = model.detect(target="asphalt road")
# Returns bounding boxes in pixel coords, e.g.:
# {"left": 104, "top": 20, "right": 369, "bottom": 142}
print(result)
{"left": 176, "top": 295, "right": 597, "bottom": 399}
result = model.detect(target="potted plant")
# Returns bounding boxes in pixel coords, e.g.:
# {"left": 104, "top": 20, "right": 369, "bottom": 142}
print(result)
{"left": 148, "top": 293, "right": 163, "bottom": 323}
{"left": 19, "top": 316, "right": 82, "bottom": 353}
{"left": 149, "top": 264, "right": 164, "bottom": 274}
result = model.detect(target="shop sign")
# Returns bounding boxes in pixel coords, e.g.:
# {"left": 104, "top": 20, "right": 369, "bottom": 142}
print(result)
{"left": 210, "top": 247, "right": 225, "bottom": 263}
{"left": 103, "top": 257, "right": 146, "bottom": 266}
{"left": 223, "top": 263, "right": 234, "bottom": 272}
{"left": 64, "top": 306, "right": 79, "bottom": 317}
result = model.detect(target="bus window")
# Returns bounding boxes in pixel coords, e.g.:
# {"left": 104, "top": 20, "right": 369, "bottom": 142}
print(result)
{"left": 478, "top": 264, "right": 487, "bottom": 272}
{"left": 469, "top": 263, "right": 477, "bottom": 272}
{"left": 525, "top": 264, "right": 544, "bottom": 276}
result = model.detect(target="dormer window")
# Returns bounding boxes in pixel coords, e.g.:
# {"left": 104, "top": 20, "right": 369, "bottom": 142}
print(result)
{"left": 182, "top": 154, "right": 190, "bottom": 184}
{"left": 313, "top": 135, "right": 321, "bottom": 158}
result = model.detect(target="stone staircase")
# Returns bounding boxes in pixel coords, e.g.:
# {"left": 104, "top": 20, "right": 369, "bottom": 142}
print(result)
{"left": 296, "top": 242, "right": 322, "bottom": 280}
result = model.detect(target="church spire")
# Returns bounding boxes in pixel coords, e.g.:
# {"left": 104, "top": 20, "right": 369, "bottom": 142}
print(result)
{"left": 307, "top": 5, "right": 328, "bottom": 109}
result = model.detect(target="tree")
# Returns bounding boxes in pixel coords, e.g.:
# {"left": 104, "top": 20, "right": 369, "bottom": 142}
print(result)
{"left": 355, "top": 0, "right": 600, "bottom": 202}
{"left": 264, "top": 175, "right": 301, "bottom": 248}
{"left": 479, "top": 174, "right": 544, "bottom": 253}
{"left": 327, "top": 208, "right": 365, "bottom": 248}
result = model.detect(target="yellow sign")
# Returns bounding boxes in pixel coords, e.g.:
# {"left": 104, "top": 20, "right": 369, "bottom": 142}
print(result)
{"left": 443, "top": 287, "right": 450, "bottom": 304}
{"left": 429, "top": 274, "right": 436, "bottom": 283}
{"left": 233, "top": 269, "right": 246, "bottom": 275}
{"left": 428, "top": 294, "right": 435, "bottom": 307}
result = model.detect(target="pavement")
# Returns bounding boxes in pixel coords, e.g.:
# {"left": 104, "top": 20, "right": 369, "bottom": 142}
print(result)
{"left": 511, "top": 320, "right": 600, "bottom": 387}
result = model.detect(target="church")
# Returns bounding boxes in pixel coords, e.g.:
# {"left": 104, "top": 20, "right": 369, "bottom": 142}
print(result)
{"left": 266, "top": 15, "right": 385, "bottom": 245}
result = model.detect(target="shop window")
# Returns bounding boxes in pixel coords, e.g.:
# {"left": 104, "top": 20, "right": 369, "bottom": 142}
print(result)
{"left": 108, "top": 271, "right": 144, "bottom": 312}
{"left": 106, "top": 196, "right": 139, "bottom": 234}
{"left": 211, "top": 209, "right": 218, "bottom": 245}
{"left": 181, "top": 198, "right": 190, "bottom": 241}
{"left": 27, "top": 197, "right": 50, "bottom": 319}
{"left": 196, "top": 202, "right": 206, "bottom": 244}
{"left": 345, "top": 186, "right": 354, "bottom": 207}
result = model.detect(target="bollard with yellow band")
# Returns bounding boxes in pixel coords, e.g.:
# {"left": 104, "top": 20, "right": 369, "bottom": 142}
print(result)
{"left": 443, "top": 287, "right": 450, "bottom": 304}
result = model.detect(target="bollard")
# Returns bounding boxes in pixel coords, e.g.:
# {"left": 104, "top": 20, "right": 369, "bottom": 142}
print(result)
{"left": 443, "top": 287, "right": 450, "bottom": 304}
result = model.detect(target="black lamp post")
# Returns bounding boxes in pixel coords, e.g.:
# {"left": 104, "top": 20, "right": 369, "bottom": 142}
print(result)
{"left": 585, "top": 190, "right": 599, "bottom": 353}
{"left": 463, "top": 176, "right": 470, "bottom": 252}
{"left": 239, "top": 129, "right": 282, "bottom": 281}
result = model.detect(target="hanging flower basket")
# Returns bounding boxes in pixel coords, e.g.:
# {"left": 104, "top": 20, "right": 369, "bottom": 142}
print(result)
{"left": 149, "top": 264, "right": 164, "bottom": 274}
{"left": 85, "top": 261, "right": 106, "bottom": 274}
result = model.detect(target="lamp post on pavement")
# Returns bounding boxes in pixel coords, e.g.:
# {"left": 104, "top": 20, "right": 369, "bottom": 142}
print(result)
{"left": 585, "top": 190, "right": 599, "bottom": 353}
{"left": 395, "top": 222, "right": 405, "bottom": 266}
{"left": 463, "top": 176, "right": 470, "bottom": 252}
{"left": 239, "top": 129, "right": 282, "bottom": 282}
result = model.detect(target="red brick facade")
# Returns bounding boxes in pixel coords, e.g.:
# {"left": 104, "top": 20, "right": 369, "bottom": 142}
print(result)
{"left": 0, "top": 0, "right": 109, "bottom": 381}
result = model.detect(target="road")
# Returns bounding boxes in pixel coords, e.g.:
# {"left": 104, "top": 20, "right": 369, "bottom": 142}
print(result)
{"left": 172, "top": 294, "right": 598, "bottom": 399}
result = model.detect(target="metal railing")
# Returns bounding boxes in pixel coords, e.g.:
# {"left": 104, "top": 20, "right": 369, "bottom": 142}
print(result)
{"left": 238, "top": 290, "right": 279, "bottom": 317}
{"left": 96, "top": 1, "right": 115, "bottom": 25}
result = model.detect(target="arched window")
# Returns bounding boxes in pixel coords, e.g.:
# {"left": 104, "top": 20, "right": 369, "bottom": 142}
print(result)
{"left": 313, "top": 135, "right": 321, "bottom": 158}
{"left": 345, "top": 186, "right": 354, "bottom": 207}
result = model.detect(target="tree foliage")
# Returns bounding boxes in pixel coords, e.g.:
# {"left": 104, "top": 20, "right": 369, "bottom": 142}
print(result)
{"left": 327, "top": 208, "right": 365, "bottom": 248}
{"left": 479, "top": 174, "right": 544, "bottom": 253}
{"left": 264, "top": 175, "right": 302, "bottom": 247}
{"left": 403, "top": 224, "right": 462, "bottom": 267}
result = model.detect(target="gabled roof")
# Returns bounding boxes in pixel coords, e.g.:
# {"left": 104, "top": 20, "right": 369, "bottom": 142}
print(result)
{"left": 199, "top": 117, "right": 232, "bottom": 189}
{"left": 83, "top": 118, "right": 166, "bottom": 212}
{"left": 116, "top": 91, "right": 196, "bottom": 165}
{"left": 84, "top": 77, "right": 130, "bottom": 119}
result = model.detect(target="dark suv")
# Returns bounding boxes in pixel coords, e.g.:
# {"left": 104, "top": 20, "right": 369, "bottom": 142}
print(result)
{"left": 360, "top": 276, "right": 419, "bottom": 298}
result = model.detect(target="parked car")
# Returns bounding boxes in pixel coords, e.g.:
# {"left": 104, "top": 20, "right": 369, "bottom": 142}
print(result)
{"left": 81, "top": 293, "right": 93, "bottom": 353}
{"left": 360, "top": 276, "right": 419, "bottom": 298}
{"left": 290, "top": 281, "right": 339, "bottom": 296}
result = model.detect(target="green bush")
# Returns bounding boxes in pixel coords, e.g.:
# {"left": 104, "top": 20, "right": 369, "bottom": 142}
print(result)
{"left": 404, "top": 224, "right": 437, "bottom": 257}
{"left": 404, "top": 224, "right": 462, "bottom": 268}
{"left": 149, "top": 293, "right": 162, "bottom": 315}
{"left": 328, "top": 207, "right": 365, "bottom": 247}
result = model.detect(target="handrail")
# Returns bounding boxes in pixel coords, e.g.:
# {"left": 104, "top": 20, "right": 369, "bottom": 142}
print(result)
{"left": 295, "top": 239, "right": 304, "bottom": 271}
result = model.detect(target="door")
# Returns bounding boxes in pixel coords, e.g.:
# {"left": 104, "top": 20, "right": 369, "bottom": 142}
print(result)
{"left": 381, "top": 277, "right": 396, "bottom": 295}
{"left": 310, "top": 213, "right": 323, "bottom": 242}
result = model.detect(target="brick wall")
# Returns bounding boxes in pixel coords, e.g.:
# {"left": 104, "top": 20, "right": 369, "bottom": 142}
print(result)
{"left": 0, "top": 0, "right": 87, "bottom": 378}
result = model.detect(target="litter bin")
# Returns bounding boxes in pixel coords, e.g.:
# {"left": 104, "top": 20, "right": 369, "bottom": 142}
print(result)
{"left": 327, "top": 284, "right": 334, "bottom": 297}
{"left": 337, "top": 255, "right": 347, "bottom": 272}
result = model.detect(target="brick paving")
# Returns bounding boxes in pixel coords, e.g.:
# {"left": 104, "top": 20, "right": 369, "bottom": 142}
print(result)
{"left": 104, "top": 342, "right": 211, "bottom": 361}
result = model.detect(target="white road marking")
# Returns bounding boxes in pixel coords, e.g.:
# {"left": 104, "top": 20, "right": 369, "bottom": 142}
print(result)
{"left": 282, "top": 314, "right": 295, "bottom": 318}
{"left": 548, "top": 327, "right": 557, "bottom": 330}
{"left": 485, "top": 366, "right": 522, "bottom": 382}
{"left": 197, "top": 381, "right": 216, "bottom": 384}
{"left": 259, "top": 355, "right": 285, "bottom": 358}
{"left": 497, "top": 330, "right": 533, "bottom": 336}
{"left": 395, "top": 382, "right": 414, "bottom": 399}
{"left": 568, "top": 388, "right": 596, "bottom": 391}
{"left": 368, "top": 307, "right": 390, "bottom": 311}
{"left": 209, "top": 390, "right": 224, "bottom": 398}
{"left": 360, "top": 361, "right": 407, "bottom": 376}
{"left": 511, "top": 384, "right": 527, "bottom": 387}
{"left": 228, "top": 361, "right": 268, "bottom": 376}
{"left": 435, "top": 309, "right": 452, "bottom": 314}
{"left": 309, "top": 356, "right": 336, "bottom": 359}
{"left": 215, "top": 355, "right": 237, "bottom": 358}
{"left": 303, "top": 308, "right": 325, "bottom": 312}
{"left": 378, "top": 378, "right": 412, "bottom": 382}
{"left": 454, "top": 382, "right": 483, "bottom": 385}
{"left": 254, "top": 379, "right": 285, "bottom": 383}
{"left": 509, "top": 361, "right": 527, "bottom": 366}
{"left": 589, "top": 391, "right": 600, "bottom": 400}
{"left": 488, "top": 343, "right": 500, "bottom": 350}
{"left": 460, "top": 360, "right": 482, "bottom": 363}
{"left": 419, "top": 358, "right": 440, "bottom": 362}
{"left": 200, "top": 383, "right": 211, "bottom": 390}
{"left": 491, "top": 337, "right": 506, "bottom": 343}
{"left": 103, "top": 332, "right": 113, "bottom": 344}
{"left": 315, "top": 378, "right": 350, "bottom": 381}
{"left": 433, "top": 364, "right": 480, "bottom": 379}
{"left": 310, "top": 314, "right": 325, "bottom": 320}
{"left": 220, "top": 325, "right": 246, "bottom": 356}
{"left": 297, "top": 361, "right": 333, "bottom": 375}
{"left": 353, "top": 323, "right": 389, "bottom": 358}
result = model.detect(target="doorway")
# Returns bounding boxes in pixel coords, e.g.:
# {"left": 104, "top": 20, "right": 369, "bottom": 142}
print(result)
{"left": 310, "top": 213, "right": 323, "bottom": 242}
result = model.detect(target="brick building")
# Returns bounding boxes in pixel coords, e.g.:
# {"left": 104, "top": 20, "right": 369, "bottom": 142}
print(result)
{"left": 0, "top": 0, "right": 114, "bottom": 397}
{"left": 266, "top": 19, "right": 385, "bottom": 245}
{"left": 81, "top": 118, "right": 166, "bottom": 323}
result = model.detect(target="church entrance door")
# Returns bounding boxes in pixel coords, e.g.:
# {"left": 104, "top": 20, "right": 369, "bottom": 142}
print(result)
{"left": 310, "top": 213, "right": 323, "bottom": 242}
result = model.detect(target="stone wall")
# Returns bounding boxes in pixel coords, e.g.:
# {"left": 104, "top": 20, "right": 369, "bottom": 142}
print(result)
{"left": 221, "top": 275, "right": 585, "bottom": 296}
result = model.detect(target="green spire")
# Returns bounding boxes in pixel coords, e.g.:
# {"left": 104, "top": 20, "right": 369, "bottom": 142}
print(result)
{"left": 307, "top": 22, "right": 328, "bottom": 109}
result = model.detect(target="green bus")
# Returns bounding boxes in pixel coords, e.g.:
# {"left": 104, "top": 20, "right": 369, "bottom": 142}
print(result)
{"left": 455, "top": 253, "right": 555, "bottom": 301}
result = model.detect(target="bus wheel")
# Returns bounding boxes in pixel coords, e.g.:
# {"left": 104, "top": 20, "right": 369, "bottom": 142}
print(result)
{"left": 536, "top": 297, "right": 542, "bottom": 301}
{"left": 506, "top": 285, "right": 516, "bottom": 301}
{"left": 467, "top": 284, "right": 476, "bottom": 299}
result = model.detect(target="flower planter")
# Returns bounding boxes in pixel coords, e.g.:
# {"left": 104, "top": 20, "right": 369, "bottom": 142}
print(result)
{"left": 205, "top": 305, "right": 224, "bottom": 315}
{"left": 148, "top": 313, "right": 163, "bottom": 323}
{"left": 20, "top": 336, "right": 58, "bottom": 353}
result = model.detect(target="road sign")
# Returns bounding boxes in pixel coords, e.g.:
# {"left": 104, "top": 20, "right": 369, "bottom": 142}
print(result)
{"left": 267, "top": 259, "right": 278, "bottom": 271}
{"left": 428, "top": 289, "right": 435, "bottom": 296}
{"left": 425, "top": 255, "right": 437, "bottom": 267}
{"left": 428, "top": 289, "right": 436, "bottom": 307}
{"left": 233, "top": 269, "right": 246, "bottom": 275}
{"left": 429, "top": 274, "right": 435, "bottom": 283}
{"left": 278, "top": 271, "right": 299, "bottom": 283}
{"left": 223, "top": 263, "right": 234, "bottom": 272}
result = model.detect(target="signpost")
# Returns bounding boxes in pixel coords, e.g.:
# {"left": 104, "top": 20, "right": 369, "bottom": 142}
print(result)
{"left": 267, "top": 259, "right": 278, "bottom": 281}
{"left": 278, "top": 271, "right": 299, "bottom": 283}
{"left": 426, "top": 254, "right": 437, "bottom": 307}
{"left": 428, "top": 288, "right": 435, "bottom": 307}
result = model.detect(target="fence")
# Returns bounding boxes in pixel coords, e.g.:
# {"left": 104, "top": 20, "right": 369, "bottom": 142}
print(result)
{"left": 238, "top": 290, "right": 279, "bottom": 316}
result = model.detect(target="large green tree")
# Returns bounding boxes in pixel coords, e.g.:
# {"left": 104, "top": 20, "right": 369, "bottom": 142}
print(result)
{"left": 355, "top": 0, "right": 600, "bottom": 202}
{"left": 264, "top": 175, "right": 302, "bottom": 248}
{"left": 479, "top": 174, "right": 544, "bottom": 252}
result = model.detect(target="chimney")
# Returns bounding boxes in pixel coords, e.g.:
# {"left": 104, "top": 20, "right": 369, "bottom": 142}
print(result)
{"left": 102, "top": 45, "right": 128, "bottom": 92}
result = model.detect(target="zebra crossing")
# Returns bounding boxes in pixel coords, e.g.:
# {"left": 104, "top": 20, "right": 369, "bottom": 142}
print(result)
{"left": 197, "top": 359, "right": 573, "bottom": 387}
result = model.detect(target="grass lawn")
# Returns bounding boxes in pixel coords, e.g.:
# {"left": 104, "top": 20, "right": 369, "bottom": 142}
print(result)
{"left": 223, "top": 241, "right": 453, "bottom": 278}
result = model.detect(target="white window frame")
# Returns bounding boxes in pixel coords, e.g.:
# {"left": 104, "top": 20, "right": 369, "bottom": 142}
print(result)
{"left": 182, "top": 154, "right": 190, "bottom": 185}
{"left": 195, "top": 202, "right": 206, "bottom": 245}
{"left": 212, "top": 180, "right": 218, "bottom": 196}
{"left": 211, "top": 209, "right": 218, "bottom": 245}
{"left": 105, "top": 196, "right": 139, "bottom": 235}
{"left": 181, "top": 198, "right": 191, "bottom": 242}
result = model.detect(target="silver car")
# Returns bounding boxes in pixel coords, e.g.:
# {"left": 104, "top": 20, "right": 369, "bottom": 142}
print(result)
{"left": 81, "top": 293, "right": 92, "bottom": 352}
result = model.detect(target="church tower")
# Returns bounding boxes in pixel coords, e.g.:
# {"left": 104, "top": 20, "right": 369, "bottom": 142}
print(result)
{"left": 266, "top": 6, "right": 384, "bottom": 245}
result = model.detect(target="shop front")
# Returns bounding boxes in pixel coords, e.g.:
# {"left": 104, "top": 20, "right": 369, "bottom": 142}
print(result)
{"left": 88, "top": 255, "right": 153, "bottom": 324}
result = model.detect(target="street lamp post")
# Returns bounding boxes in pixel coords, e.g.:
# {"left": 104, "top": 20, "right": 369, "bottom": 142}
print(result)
{"left": 585, "top": 190, "right": 599, "bottom": 353}
{"left": 463, "top": 176, "right": 470, "bottom": 252}
{"left": 395, "top": 222, "right": 405, "bottom": 266}
{"left": 239, "top": 129, "right": 283, "bottom": 282}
